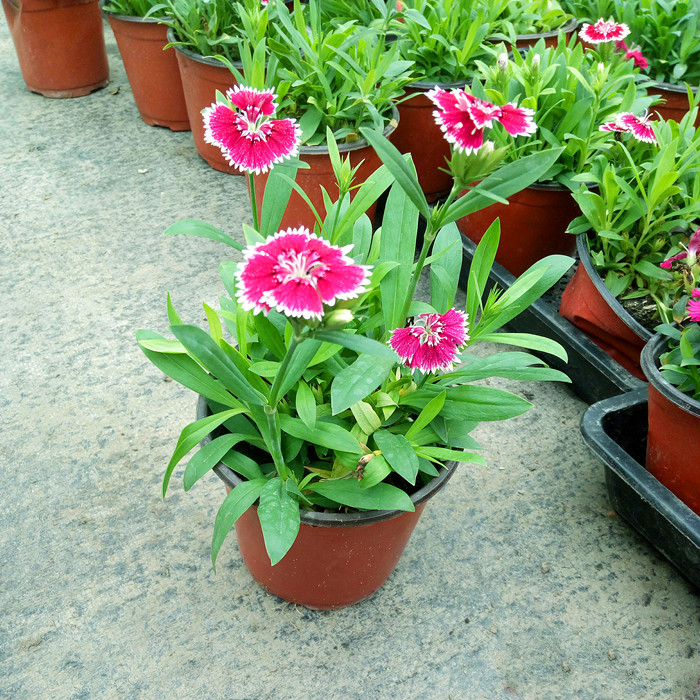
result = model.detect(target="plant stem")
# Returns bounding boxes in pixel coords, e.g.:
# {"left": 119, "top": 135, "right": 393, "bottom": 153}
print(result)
{"left": 248, "top": 172, "right": 260, "bottom": 229}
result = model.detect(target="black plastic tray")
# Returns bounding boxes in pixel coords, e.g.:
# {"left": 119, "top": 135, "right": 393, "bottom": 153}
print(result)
{"left": 460, "top": 236, "right": 646, "bottom": 404}
{"left": 580, "top": 388, "right": 700, "bottom": 589}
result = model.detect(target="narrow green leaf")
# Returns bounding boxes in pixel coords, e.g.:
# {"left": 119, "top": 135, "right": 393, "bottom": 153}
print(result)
{"left": 258, "top": 478, "right": 301, "bottom": 566}
{"left": 211, "top": 478, "right": 266, "bottom": 570}
{"left": 350, "top": 400, "right": 382, "bottom": 435}
{"left": 310, "top": 479, "right": 415, "bottom": 511}
{"left": 374, "top": 430, "right": 419, "bottom": 485}
{"left": 259, "top": 162, "right": 301, "bottom": 237}
{"left": 430, "top": 223, "right": 462, "bottom": 313}
{"left": 164, "top": 219, "right": 243, "bottom": 250}
{"left": 406, "top": 390, "right": 446, "bottom": 440}
{"left": 359, "top": 454, "right": 392, "bottom": 488}
{"left": 220, "top": 450, "right": 264, "bottom": 480}
{"left": 331, "top": 355, "right": 396, "bottom": 415}
{"left": 295, "top": 380, "right": 317, "bottom": 430}
{"left": 314, "top": 329, "right": 398, "bottom": 360}
{"left": 183, "top": 433, "right": 248, "bottom": 491}
{"left": 279, "top": 415, "right": 362, "bottom": 454}
{"left": 476, "top": 332, "right": 569, "bottom": 363}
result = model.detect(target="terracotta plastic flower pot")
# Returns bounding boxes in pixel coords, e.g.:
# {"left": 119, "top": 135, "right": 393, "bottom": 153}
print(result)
{"left": 648, "top": 81, "right": 700, "bottom": 128}
{"left": 392, "top": 80, "right": 465, "bottom": 202}
{"left": 642, "top": 333, "right": 700, "bottom": 516}
{"left": 559, "top": 233, "right": 651, "bottom": 380}
{"left": 252, "top": 113, "right": 398, "bottom": 231}
{"left": 170, "top": 32, "right": 241, "bottom": 173}
{"left": 513, "top": 17, "right": 578, "bottom": 50}
{"left": 104, "top": 12, "right": 189, "bottom": 130}
{"left": 456, "top": 180, "right": 579, "bottom": 277}
{"left": 2, "top": 0, "right": 109, "bottom": 98}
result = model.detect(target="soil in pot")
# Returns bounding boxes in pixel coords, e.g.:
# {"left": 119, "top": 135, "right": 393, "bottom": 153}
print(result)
{"left": 105, "top": 13, "right": 189, "bottom": 131}
{"left": 456, "top": 181, "right": 579, "bottom": 277}
{"left": 642, "top": 333, "right": 700, "bottom": 516}
{"left": 170, "top": 34, "right": 241, "bottom": 173}
{"left": 252, "top": 116, "right": 398, "bottom": 232}
{"left": 2, "top": 0, "right": 109, "bottom": 98}
{"left": 559, "top": 233, "right": 652, "bottom": 380}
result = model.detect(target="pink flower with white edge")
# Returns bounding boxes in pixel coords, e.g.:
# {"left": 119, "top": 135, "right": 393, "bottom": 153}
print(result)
{"left": 427, "top": 87, "right": 536, "bottom": 154}
{"left": 389, "top": 309, "right": 469, "bottom": 374}
{"left": 579, "top": 18, "right": 630, "bottom": 44}
{"left": 236, "top": 228, "right": 371, "bottom": 320}
{"left": 661, "top": 228, "right": 700, "bottom": 269}
{"left": 687, "top": 289, "right": 700, "bottom": 323}
{"left": 599, "top": 112, "right": 657, "bottom": 144}
{"left": 203, "top": 85, "right": 301, "bottom": 175}
{"left": 615, "top": 40, "right": 649, "bottom": 69}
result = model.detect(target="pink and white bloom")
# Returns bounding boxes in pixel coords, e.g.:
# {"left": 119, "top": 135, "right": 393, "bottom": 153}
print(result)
{"left": 389, "top": 309, "right": 469, "bottom": 374}
{"left": 203, "top": 85, "right": 301, "bottom": 175}
{"left": 579, "top": 18, "right": 630, "bottom": 44}
{"left": 615, "top": 40, "right": 649, "bottom": 69}
{"left": 236, "top": 228, "right": 370, "bottom": 320}
{"left": 600, "top": 112, "right": 657, "bottom": 144}
{"left": 427, "top": 87, "right": 536, "bottom": 154}
{"left": 661, "top": 228, "right": 700, "bottom": 269}
{"left": 687, "top": 288, "right": 700, "bottom": 322}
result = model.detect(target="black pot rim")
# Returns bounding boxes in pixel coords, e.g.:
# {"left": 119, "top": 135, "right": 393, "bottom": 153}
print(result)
{"left": 514, "top": 16, "right": 578, "bottom": 41}
{"left": 197, "top": 395, "right": 457, "bottom": 527}
{"left": 577, "top": 232, "right": 653, "bottom": 342}
{"left": 167, "top": 27, "right": 243, "bottom": 69}
{"left": 641, "top": 332, "right": 700, "bottom": 416}
{"left": 650, "top": 80, "right": 699, "bottom": 95}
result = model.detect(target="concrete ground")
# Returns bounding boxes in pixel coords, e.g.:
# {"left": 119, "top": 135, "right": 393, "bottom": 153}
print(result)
{"left": 1, "top": 17, "right": 699, "bottom": 700}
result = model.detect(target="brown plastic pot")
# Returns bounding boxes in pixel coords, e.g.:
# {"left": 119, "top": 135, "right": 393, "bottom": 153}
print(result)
{"left": 642, "top": 333, "right": 700, "bottom": 516}
{"left": 513, "top": 17, "right": 578, "bottom": 50}
{"left": 648, "top": 80, "right": 700, "bottom": 128}
{"left": 170, "top": 32, "right": 241, "bottom": 173}
{"left": 2, "top": 0, "right": 109, "bottom": 98}
{"left": 103, "top": 11, "right": 189, "bottom": 130}
{"left": 252, "top": 112, "right": 398, "bottom": 231}
{"left": 198, "top": 397, "right": 457, "bottom": 610}
{"left": 559, "top": 233, "right": 651, "bottom": 380}
{"left": 392, "top": 80, "right": 465, "bottom": 202}
{"left": 456, "top": 180, "right": 579, "bottom": 277}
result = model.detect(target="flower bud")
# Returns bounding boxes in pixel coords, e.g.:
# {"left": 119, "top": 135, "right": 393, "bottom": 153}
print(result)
{"left": 497, "top": 53, "right": 508, "bottom": 71}
{"left": 323, "top": 308, "right": 354, "bottom": 329}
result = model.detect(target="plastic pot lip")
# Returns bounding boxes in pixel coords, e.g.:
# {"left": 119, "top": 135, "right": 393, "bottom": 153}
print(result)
{"left": 167, "top": 28, "right": 243, "bottom": 69}
{"left": 299, "top": 104, "right": 399, "bottom": 156}
{"left": 514, "top": 16, "right": 578, "bottom": 42}
{"left": 650, "top": 80, "right": 698, "bottom": 95}
{"left": 576, "top": 232, "right": 653, "bottom": 342}
{"left": 641, "top": 332, "right": 700, "bottom": 416}
{"left": 196, "top": 395, "right": 457, "bottom": 527}
{"left": 100, "top": 1, "right": 165, "bottom": 21}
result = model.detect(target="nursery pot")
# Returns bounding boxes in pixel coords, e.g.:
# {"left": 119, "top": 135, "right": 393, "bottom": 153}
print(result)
{"left": 456, "top": 180, "right": 579, "bottom": 277}
{"left": 648, "top": 81, "right": 700, "bottom": 128}
{"left": 170, "top": 32, "right": 241, "bottom": 173}
{"left": 513, "top": 17, "right": 578, "bottom": 50}
{"left": 642, "top": 333, "right": 700, "bottom": 516}
{"left": 103, "top": 11, "right": 189, "bottom": 130}
{"left": 392, "top": 79, "right": 466, "bottom": 202}
{"left": 197, "top": 396, "right": 457, "bottom": 610}
{"left": 2, "top": 0, "right": 109, "bottom": 98}
{"left": 252, "top": 111, "right": 399, "bottom": 231}
{"left": 559, "top": 233, "right": 651, "bottom": 380}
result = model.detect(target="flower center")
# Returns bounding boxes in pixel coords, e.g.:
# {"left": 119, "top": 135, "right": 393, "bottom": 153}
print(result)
{"left": 276, "top": 250, "right": 327, "bottom": 285}
{"left": 414, "top": 315, "right": 445, "bottom": 345}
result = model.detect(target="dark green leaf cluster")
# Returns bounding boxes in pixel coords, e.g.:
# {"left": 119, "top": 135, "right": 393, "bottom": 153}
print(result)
{"left": 658, "top": 322, "right": 700, "bottom": 400}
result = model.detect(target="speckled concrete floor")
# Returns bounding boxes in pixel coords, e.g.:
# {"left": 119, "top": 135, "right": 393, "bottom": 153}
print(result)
{"left": 1, "top": 17, "right": 699, "bottom": 700}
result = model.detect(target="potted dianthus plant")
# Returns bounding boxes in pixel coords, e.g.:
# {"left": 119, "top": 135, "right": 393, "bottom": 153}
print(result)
{"left": 101, "top": 0, "right": 190, "bottom": 130}
{"left": 227, "top": 0, "right": 414, "bottom": 230}
{"left": 561, "top": 102, "right": 700, "bottom": 378}
{"left": 138, "top": 79, "right": 574, "bottom": 610}
{"left": 452, "top": 23, "right": 653, "bottom": 276}
{"left": 643, "top": 246, "right": 700, "bottom": 516}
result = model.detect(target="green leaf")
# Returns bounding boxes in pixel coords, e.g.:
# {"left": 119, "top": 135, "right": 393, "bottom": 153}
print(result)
{"left": 359, "top": 454, "right": 392, "bottom": 488}
{"left": 163, "top": 408, "right": 247, "bottom": 497}
{"left": 171, "top": 324, "right": 266, "bottom": 406}
{"left": 310, "top": 479, "right": 415, "bottom": 512}
{"left": 417, "top": 447, "right": 485, "bottom": 464}
{"left": 258, "top": 478, "right": 301, "bottom": 566}
{"left": 183, "top": 433, "right": 250, "bottom": 491}
{"left": 406, "top": 390, "right": 446, "bottom": 440}
{"left": 314, "top": 329, "right": 398, "bottom": 360}
{"left": 359, "top": 127, "right": 430, "bottom": 219}
{"left": 220, "top": 450, "right": 264, "bottom": 480}
{"left": 476, "top": 332, "right": 569, "bottom": 363}
{"left": 295, "top": 380, "right": 317, "bottom": 431}
{"left": 430, "top": 223, "right": 462, "bottom": 313}
{"left": 374, "top": 430, "right": 419, "bottom": 485}
{"left": 466, "top": 220, "right": 500, "bottom": 326}
{"left": 137, "top": 330, "right": 242, "bottom": 409}
{"left": 164, "top": 219, "right": 243, "bottom": 250}
{"left": 331, "top": 355, "right": 396, "bottom": 415}
{"left": 350, "top": 401, "right": 382, "bottom": 435}
{"left": 211, "top": 478, "right": 266, "bottom": 570}
{"left": 259, "top": 162, "right": 302, "bottom": 237}
{"left": 279, "top": 415, "right": 362, "bottom": 454}
{"left": 137, "top": 338, "right": 186, "bottom": 354}
{"left": 275, "top": 339, "right": 322, "bottom": 400}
